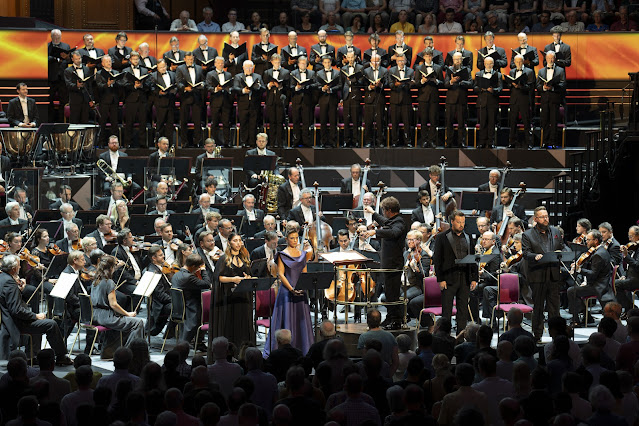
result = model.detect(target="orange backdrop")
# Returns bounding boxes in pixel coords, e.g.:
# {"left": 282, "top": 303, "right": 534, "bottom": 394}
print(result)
{"left": 2, "top": 29, "right": 638, "bottom": 81}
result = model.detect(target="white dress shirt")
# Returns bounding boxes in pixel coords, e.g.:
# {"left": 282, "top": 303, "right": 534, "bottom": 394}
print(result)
{"left": 352, "top": 178, "right": 361, "bottom": 198}
{"left": 422, "top": 205, "right": 434, "bottom": 225}
{"left": 364, "top": 211, "right": 373, "bottom": 225}
{"left": 291, "top": 181, "right": 300, "bottom": 207}
{"left": 246, "top": 209, "right": 256, "bottom": 221}
{"left": 219, "top": 235, "right": 228, "bottom": 251}
{"left": 109, "top": 150, "right": 119, "bottom": 172}
{"left": 123, "top": 246, "right": 141, "bottom": 279}
{"left": 62, "top": 218, "right": 74, "bottom": 232}
{"left": 19, "top": 97, "right": 29, "bottom": 123}
{"left": 301, "top": 205, "right": 314, "bottom": 224}
{"left": 161, "top": 72, "right": 171, "bottom": 87}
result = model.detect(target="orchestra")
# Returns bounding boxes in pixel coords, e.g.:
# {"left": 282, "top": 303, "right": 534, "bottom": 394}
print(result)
{"left": 4, "top": 26, "right": 634, "bottom": 363}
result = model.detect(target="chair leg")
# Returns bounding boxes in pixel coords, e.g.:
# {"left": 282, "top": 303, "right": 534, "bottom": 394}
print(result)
{"left": 503, "top": 312, "right": 507, "bottom": 333}
{"left": 69, "top": 328, "right": 81, "bottom": 357}
{"left": 467, "top": 305, "right": 475, "bottom": 324}
{"left": 89, "top": 328, "right": 99, "bottom": 357}
{"left": 490, "top": 306, "right": 497, "bottom": 329}
{"left": 195, "top": 327, "right": 200, "bottom": 351}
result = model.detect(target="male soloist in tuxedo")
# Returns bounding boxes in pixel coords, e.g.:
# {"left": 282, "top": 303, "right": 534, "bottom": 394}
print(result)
{"left": 206, "top": 57, "right": 233, "bottom": 147}
{"left": 176, "top": 52, "right": 206, "bottom": 148}
{"left": 567, "top": 230, "right": 613, "bottom": 326}
{"left": 444, "top": 52, "right": 472, "bottom": 147}
{"left": 414, "top": 48, "right": 444, "bottom": 148}
{"left": 522, "top": 206, "right": 565, "bottom": 340}
{"left": 64, "top": 51, "right": 93, "bottom": 124}
{"left": 537, "top": 51, "right": 566, "bottom": 148}
{"left": 432, "top": 210, "right": 478, "bottom": 332}
{"left": 473, "top": 56, "right": 502, "bottom": 148}
{"left": 388, "top": 54, "right": 414, "bottom": 147}
{"left": 251, "top": 28, "right": 277, "bottom": 76}
{"left": 192, "top": 34, "right": 219, "bottom": 74}
{"left": 7, "top": 83, "right": 40, "bottom": 128}
{"left": 309, "top": 30, "right": 336, "bottom": 72}
{"left": 122, "top": 52, "right": 150, "bottom": 148}
{"left": 341, "top": 51, "right": 364, "bottom": 148}
{"left": 362, "top": 53, "right": 387, "bottom": 148}
{"left": 94, "top": 56, "right": 121, "bottom": 146}
{"left": 543, "top": 28, "right": 572, "bottom": 69}
{"left": 107, "top": 32, "right": 133, "bottom": 72}
{"left": 316, "top": 57, "right": 340, "bottom": 148}
{"left": 151, "top": 59, "right": 177, "bottom": 139}
{"left": 233, "top": 60, "right": 265, "bottom": 148}
{"left": 262, "top": 54, "right": 290, "bottom": 148}
{"left": 289, "top": 56, "right": 316, "bottom": 147}
{"left": 476, "top": 31, "right": 508, "bottom": 72}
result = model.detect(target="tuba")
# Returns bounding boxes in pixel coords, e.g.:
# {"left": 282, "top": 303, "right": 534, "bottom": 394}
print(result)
{"left": 97, "top": 159, "right": 131, "bottom": 188}
{"left": 258, "top": 171, "right": 285, "bottom": 214}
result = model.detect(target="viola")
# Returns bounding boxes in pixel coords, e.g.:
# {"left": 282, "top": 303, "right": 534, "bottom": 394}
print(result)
{"left": 80, "top": 268, "right": 96, "bottom": 281}
{"left": 47, "top": 243, "right": 67, "bottom": 256}
{"left": 161, "top": 261, "right": 180, "bottom": 276}
{"left": 505, "top": 251, "right": 523, "bottom": 267}
{"left": 71, "top": 240, "right": 82, "bottom": 251}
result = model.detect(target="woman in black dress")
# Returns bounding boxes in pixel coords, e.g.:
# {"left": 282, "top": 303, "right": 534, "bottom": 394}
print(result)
{"left": 213, "top": 233, "right": 255, "bottom": 346}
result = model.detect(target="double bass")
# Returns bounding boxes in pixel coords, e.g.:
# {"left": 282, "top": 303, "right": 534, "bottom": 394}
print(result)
{"left": 353, "top": 158, "right": 371, "bottom": 209}
{"left": 438, "top": 156, "right": 457, "bottom": 217}
{"left": 309, "top": 182, "right": 333, "bottom": 260}
{"left": 296, "top": 158, "right": 307, "bottom": 189}
{"left": 495, "top": 182, "right": 527, "bottom": 245}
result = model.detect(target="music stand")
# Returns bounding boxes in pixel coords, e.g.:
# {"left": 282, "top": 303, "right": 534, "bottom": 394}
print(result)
{"left": 76, "top": 210, "right": 106, "bottom": 225}
{"left": 538, "top": 251, "right": 576, "bottom": 264}
{"left": 36, "top": 220, "right": 65, "bottom": 240}
{"left": 296, "top": 271, "right": 335, "bottom": 339}
{"left": 201, "top": 158, "right": 233, "bottom": 197}
{"left": 168, "top": 213, "right": 201, "bottom": 234}
{"left": 211, "top": 203, "right": 241, "bottom": 216}
{"left": 321, "top": 194, "right": 353, "bottom": 213}
{"left": 129, "top": 205, "right": 146, "bottom": 215}
{"left": 331, "top": 217, "right": 347, "bottom": 236}
{"left": 243, "top": 155, "right": 277, "bottom": 175}
{"left": 167, "top": 201, "right": 192, "bottom": 213}
{"left": 32, "top": 210, "right": 60, "bottom": 223}
{"left": 233, "top": 277, "right": 276, "bottom": 345}
{"left": 249, "top": 258, "right": 268, "bottom": 277}
{"left": 224, "top": 215, "right": 244, "bottom": 231}
{"left": 455, "top": 253, "right": 500, "bottom": 265}
{"left": 567, "top": 243, "right": 588, "bottom": 256}
{"left": 81, "top": 224, "right": 97, "bottom": 238}
{"left": 50, "top": 272, "right": 80, "bottom": 299}
{"left": 46, "top": 254, "right": 69, "bottom": 279}
{"left": 158, "top": 157, "right": 192, "bottom": 178}
{"left": 460, "top": 191, "right": 495, "bottom": 213}
{"left": 0, "top": 223, "right": 26, "bottom": 235}
{"left": 130, "top": 214, "right": 161, "bottom": 237}
{"left": 117, "top": 156, "right": 149, "bottom": 182}
{"left": 245, "top": 238, "right": 263, "bottom": 255}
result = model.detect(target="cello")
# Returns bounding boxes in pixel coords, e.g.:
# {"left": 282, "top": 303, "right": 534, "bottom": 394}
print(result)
{"left": 309, "top": 182, "right": 333, "bottom": 260}
{"left": 353, "top": 158, "right": 371, "bottom": 209}
{"left": 296, "top": 158, "right": 307, "bottom": 189}
{"left": 438, "top": 156, "right": 457, "bottom": 218}
{"left": 433, "top": 182, "right": 450, "bottom": 233}
{"left": 495, "top": 182, "right": 527, "bottom": 245}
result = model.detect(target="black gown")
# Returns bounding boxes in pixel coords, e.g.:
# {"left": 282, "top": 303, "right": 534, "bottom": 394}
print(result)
{"left": 213, "top": 254, "right": 255, "bottom": 346}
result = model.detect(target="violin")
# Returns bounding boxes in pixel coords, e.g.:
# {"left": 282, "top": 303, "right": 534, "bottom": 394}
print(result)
{"left": 80, "top": 267, "right": 96, "bottom": 282}
{"left": 47, "top": 243, "right": 67, "bottom": 256}
{"left": 103, "top": 231, "right": 117, "bottom": 242}
{"left": 575, "top": 246, "right": 596, "bottom": 269}
{"left": 625, "top": 242, "right": 638, "bottom": 252}
{"left": 572, "top": 234, "right": 586, "bottom": 245}
{"left": 19, "top": 248, "right": 41, "bottom": 268}
{"left": 161, "top": 261, "right": 180, "bottom": 276}
{"left": 0, "top": 240, "right": 9, "bottom": 252}
{"left": 71, "top": 240, "right": 82, "bottom": 251}
{"left": 503, "top": 251, "right": 523, "bottom": 270}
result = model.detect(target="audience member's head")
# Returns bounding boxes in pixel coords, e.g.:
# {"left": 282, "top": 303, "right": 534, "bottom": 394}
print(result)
{"left": 113, "top": 347, "right": 133, "bottom": 370}
{"left": 514, "top": 335, "right": 535, "bottom": 358}
{"left": 499, "top": 398, "right": 521, "bottom": 425}
{"left": 397, "top": 334, "right": 412, "bottom": 354}
{"left": 455, "top": 363, "right": 475, "bottom": 387}
{"left": 276, "top": 329, "right": 292, "bottom": 347}
{"left": 497, "top": 340, "right": 513, "bottom": 361}
{"left": 323, "top": 338, "right": 348, "bottom": 361}
{"left": 198, "top": 402, "right": 220, "bottom": 426}
{"left": 212, "top": 336, "right": 229, "bottom": 360}
{"left": 386, "top": 385, "right": 405, "bottom": 414}
{"left": 454, "top": 407, "right": 485, "bottom": 426}
{"left": 598, "top": 316, "right": 618, "bottom": 338}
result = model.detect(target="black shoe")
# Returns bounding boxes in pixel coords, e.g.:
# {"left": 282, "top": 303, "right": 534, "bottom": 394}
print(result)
{"left": 56, "top": 356, "right": 73, "bottom": 366}
{"left": 354, "top": 315, "right": 362, "bottom": 323}
{"left": 382, "top": 320, "right": 402, "bottom": 330}
{"left": 196, "top": 343, "right": 207, "bottom": 353}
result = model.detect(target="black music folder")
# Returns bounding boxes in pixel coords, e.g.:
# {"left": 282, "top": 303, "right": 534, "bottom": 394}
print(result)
{"left": 223, "top": 42, "right": 247, "bottom": 58}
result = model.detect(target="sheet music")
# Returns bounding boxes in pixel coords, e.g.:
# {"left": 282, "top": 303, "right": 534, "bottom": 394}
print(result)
{"left": 133, "top": 271, "right": 162, "bottom": 296}
{"left": 320, "top": 250, "right": 370, "bottom": 264}
{"left": 50, "top": 272, "right": 79, "bottom": 299}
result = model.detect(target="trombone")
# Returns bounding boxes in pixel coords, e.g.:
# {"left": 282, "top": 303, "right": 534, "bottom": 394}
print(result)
{"left": 97, "top": 159, "right": 131, "bottom": 188}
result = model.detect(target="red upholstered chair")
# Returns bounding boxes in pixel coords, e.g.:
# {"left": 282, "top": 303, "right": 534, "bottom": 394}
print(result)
{"left": 256, "top": 287, "right": 276, "bottom": 335}
{"left": 195, "top": 290, "right": 212, "bottom": 350}
{"left": 418, "top": 276, "right": 456, "bottom": 328}
{"left": 490, "top": 273, "right": 533, "bottom": 332}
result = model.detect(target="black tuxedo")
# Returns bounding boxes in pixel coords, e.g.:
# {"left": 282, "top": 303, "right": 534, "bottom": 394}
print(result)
{"left": 410, "top": 205, "right": 435, "bottom": 225}
{"left": 289, "top": 68, "right": 317, "bottom": 147}
{"left": 614, "top": 246, "right": 639, "bottom": 311}
{"left": 171, "top": 268, "right": 210, "bottom": 343}
{"left": 388, "top": 44, "right": 413, "bottom": 68}
{"left": 568, "top": 246, "right": 612, "bottom": 322}
{"left": 0, "top": 218, "right": 27, "bottom": 232}
{"left": 522, "top": 225, "right": 565, "bottom": 338}
{"left": 143, "top": 262, "right": 172, "bottom": 336}
{"left": 251, "top": 43, "right": 277, "bottom": 75}
{"left": 537, "top": 66, "right": 566, "bottom": 146}
{"left": 315, "top": 68, "right": 340, "bottom": 147}
{"left": 444, "top": 65, "right": 473, "bottom": 147}
{"left": 206, "top": 68, "right": 234, "bottom": 146}
{"left": 196, "top": 247, "right": 216, "bottom": 285}
{"left": 47, "top": 41, "right": 71, "bottom": 121}
{"left": 7, "top": 97, "right": 40, "bottom": 127}
{"left": 543, "top": 42, "right": 572, "bottom": 68}
{"left": 414, "top": 63, "right": 444, "bottom": 146}
{"left": 78, "top": 46, "right": 105, "bottom": 68}
{"left": 233, "top": 73, "right": 265, "bottom": 147}
{"left": 445, "top": 49, "right": 473, "bottom": 68}
{"left": 605, "top": 238, "right": 623, "bottom": 266}
{"left": 281, "top": 45, "right": 308, "bottom": 72}
{"left": 64, "top": 64, "right": 93, "bottom": 124}
{"left": 372, "top": 212, "right": 408, "bottom": 320}
{"left": 237, "top": 208, "right": 265, "bottom": 237}
{"left": 139, "top": 55, "right": 158, "bottom": 71}
{"left": 432, "top": 229, "right": 478, "bottom": 331}
{"left": 176, "top": 64, "right": 206, "bottom": 147}
{"left": 362, "top": 67, "right": 388, "bottom": 147}
{"left": 387, "top": 66, "right": 414, "bottom": 146}
{"left": 507, "top": 67, "right": 535, "bottom": 146}
{"left": 262, "top": 67, "right": 290, "bottom": 147}
{"left": 49, "top": 199, "right": 80, "bottom": 211}
{"left": 122, "top": 65, "right": 150, "bottom": 147}
{"left": 363, "top": 47, "right": 389, "bottom": 69}
{"left": 510, "top": 45, "right": 539, "bottom": 70}
{"left": 244, "top": 148, "right": 276, "bottom": 184}
{"left": 47, "top": 41, "right": 70, "bottom": 81}
{"left": 414, "top": 48, "right": 444, "bottom": 68}
{"left": 163, "top": 49, "right": 187, "bottom": 71}
{"left": 309, "top": 44, "right": 336, "bottom": 71}
{"left": 95, "top": 68, "right": 122, "bottom": 144}
{"left": 151, "top": 70, "right": 177, "bottom": 139}
{"left": 0, "top": 156, "right": 9, "bottom": 186}
{"left": 108, "top": 45, "right": 133, "bottom": 71}
{"left": 277, "top": 180, "right": 303, "bottom": 219}
{"left": 222, "top": 45, "right": 249, "bottom": 77}
{"left": 287, "top": 205, "right": 316, "bottom": 225}
{"left": 90, "top": 196, "right": 111, "bottom": 211}
{"left": 192, "top": 47, "right": 219, "bottom": 73}
{"left": 339, "top": 177, "right": 371, "bottom": 195}
{"left": 336, "top": 45, "right": 362, "bottom": 67}
{"left": 476, "top": 46, "right": 508, "bottom": 71}
{"left": 341, "top": 63, "right": 364, "bottom": 146}
{"left": 473, "top": 70, "right": 502, "bottom": 147}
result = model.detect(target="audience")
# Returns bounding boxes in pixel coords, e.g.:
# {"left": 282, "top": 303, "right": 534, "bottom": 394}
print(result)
{"left": 207, "top": 337, "right": 243, "bottom": 400}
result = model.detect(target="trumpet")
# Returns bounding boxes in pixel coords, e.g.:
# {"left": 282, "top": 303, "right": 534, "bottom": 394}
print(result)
{"left": 97, "top": 159, "right": 131, "bottom": 188}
